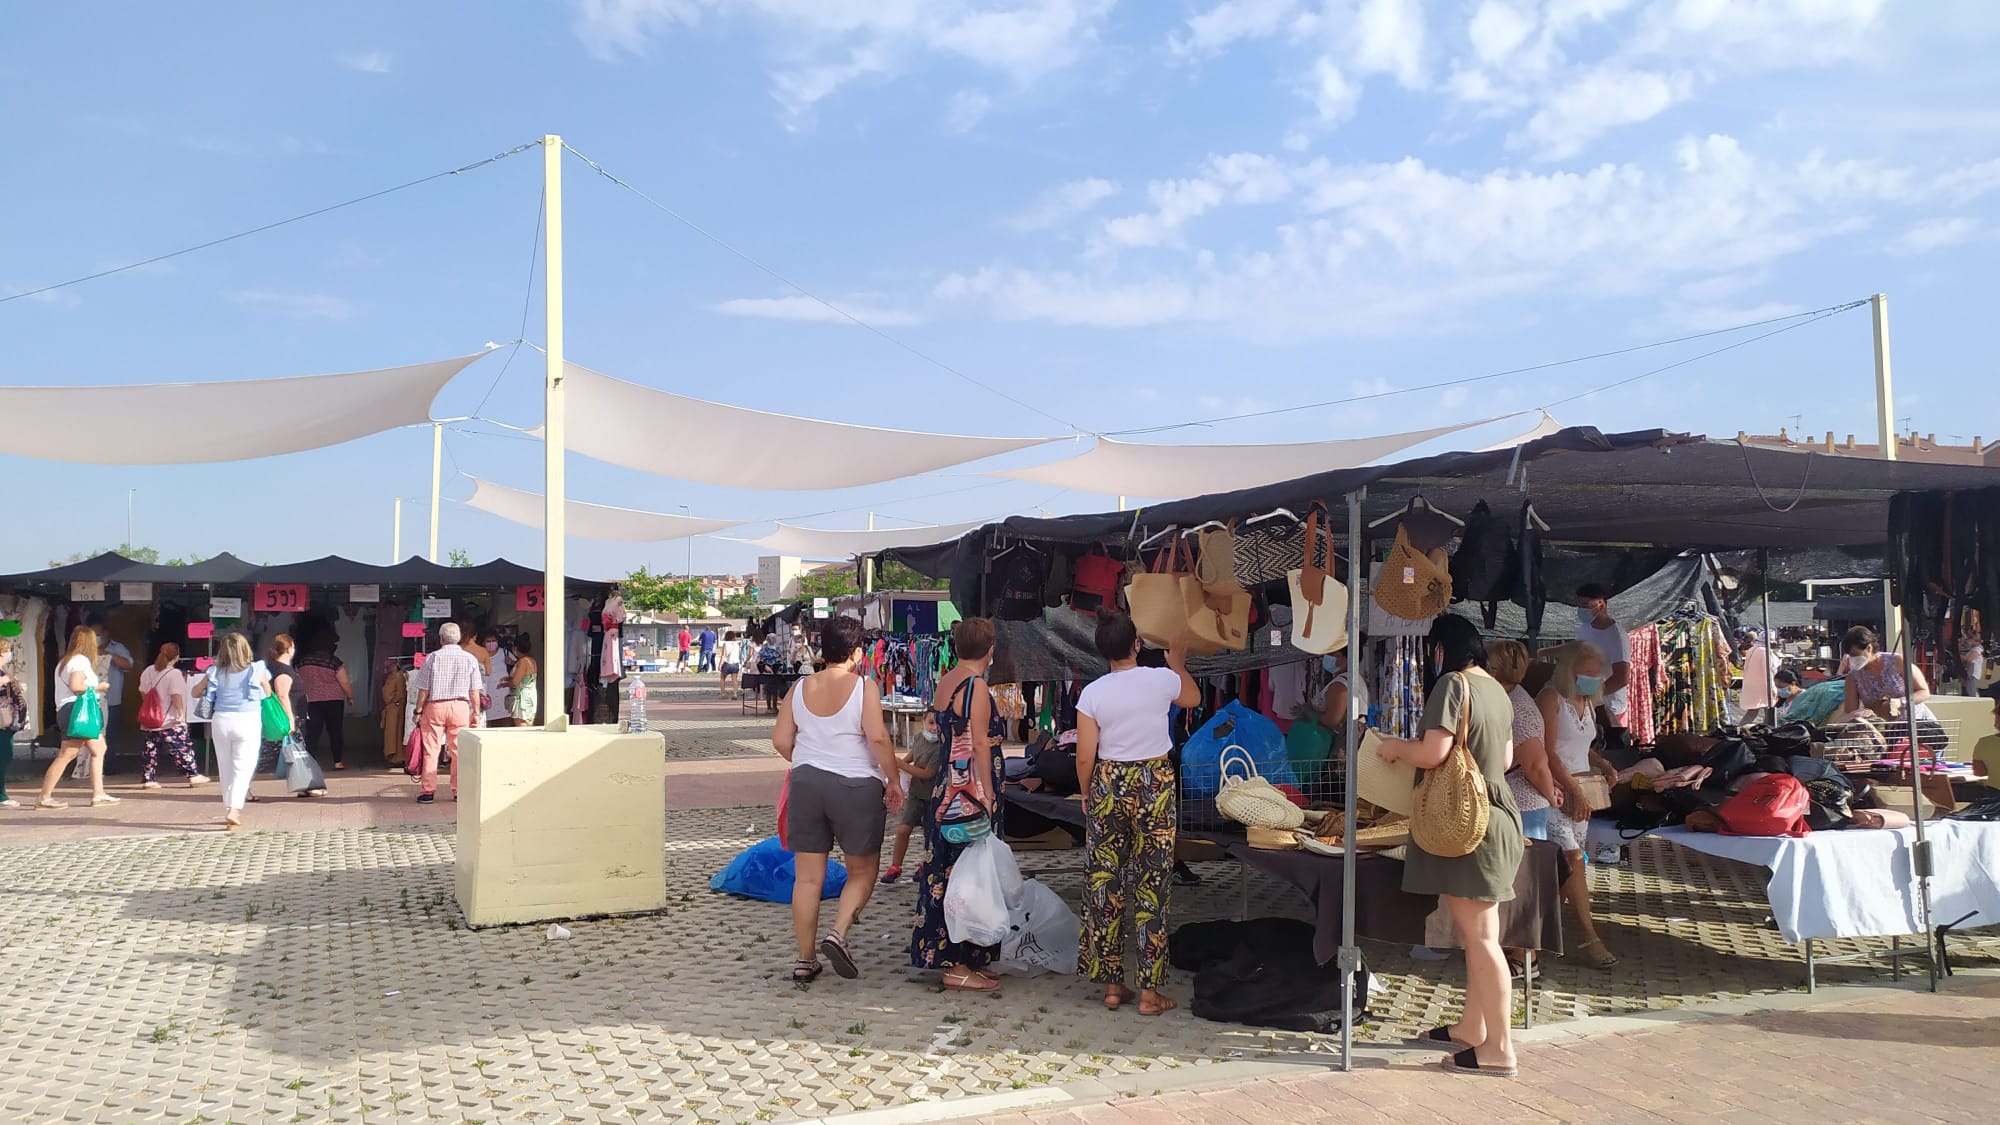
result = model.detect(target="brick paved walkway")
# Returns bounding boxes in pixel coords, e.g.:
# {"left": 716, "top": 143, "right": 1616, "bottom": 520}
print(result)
{"left": 970, "top": 976, "right": 2000, "bottom": 1125}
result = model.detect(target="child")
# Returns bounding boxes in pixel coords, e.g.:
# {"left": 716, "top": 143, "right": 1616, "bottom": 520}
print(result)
{"left": 881, "top": 714, "right": 942, "bottom": 883}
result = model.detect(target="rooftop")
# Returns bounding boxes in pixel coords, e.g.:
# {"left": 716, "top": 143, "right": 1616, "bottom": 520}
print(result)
{"left": 1737, "top": 428, "right": 2000, "bottom": 467}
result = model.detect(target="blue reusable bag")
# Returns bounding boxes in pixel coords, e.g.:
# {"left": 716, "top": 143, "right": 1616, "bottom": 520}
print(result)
{"left": 710, "top": 836, "right": 847, "bottom": 904}
{"left": 1180, "top": 700, "right": 1296, "bottom": 800}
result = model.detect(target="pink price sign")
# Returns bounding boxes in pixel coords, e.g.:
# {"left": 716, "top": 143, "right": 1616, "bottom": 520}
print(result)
{"left": 515, "top": 585, "right": 545, "bottom": 613}
{"left": 194, "top": 657, "right": 214, "bottom": 671}
{"left": 186, "top": 622, "right": 215, "bottom": 640}
{"left": 252, "top": 583, "right": 308, "bottom": 613}
{"left": 401, "top": 622, "right": 428, "bottom": 639}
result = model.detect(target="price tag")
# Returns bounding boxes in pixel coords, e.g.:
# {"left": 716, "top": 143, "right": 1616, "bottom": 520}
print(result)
{"left": 349, "top": 584, "right": 381, "bottom": 604}
{"left": 120, "top": 582, "right": 154, "bottom": 603}
{"left": 1270, "top": 628, "right": 1283, "bottom": 647}
{"left": 516, "top": 585, "right": 545, "bottom": 613}
{"left": 421, "top": 598, "right": 452, "bottom": 619}
{"left": 194, "top": 657, "right": 213, "bottom": 671}
{"left": 187, "top": 622, "right": 214, "bottom": 640}
{"left": 402, "top": 622, "right": 429, "bottom": 639}
{"left": 209, "top": 597, "right": 243, "bottom": 619}
{"left": 70, "top": 581, "right": 107, "bottom": 602}
{"left": 1401, "top": 566, "right": 1417, "bottom": 585}
{"left": 253, "top": 583, "right": 309, "bottom": 613}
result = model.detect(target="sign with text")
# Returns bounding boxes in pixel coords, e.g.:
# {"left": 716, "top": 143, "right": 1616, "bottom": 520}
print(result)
{"left": 208, "top": 597, "right": 242, "bottom": 619}
{"left": 515, "top": 585, "right": 545, "bottom": 613}
{"left": 70, "top": 581, "right": 107, "bottom": 602}
{"left": 186, "top": 622, "right": 214, "bottom": 640}
{"left": 421, "top": 598, "right": 452, "bottom": 619}
{"left": 252, "top": 583, "right": 308, "bottom": 614}
{"left": 402, "top": 622, "right": 429, "bottom": 639}
{"left": 120, "top": 582, "right": 154, "bottom": 603}
{"left": 348, "top": 584, "right": 381, "bottom": 604}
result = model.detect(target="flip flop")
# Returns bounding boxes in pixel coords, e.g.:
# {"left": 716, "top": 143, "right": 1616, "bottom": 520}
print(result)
{"left": 1577, "top": 939, "right": 1620, "bottom": 969}
{"left": 819, "top": 931, "right": 859, "bottom": 979}
{"left": 1443, "top": 1048, "right": 1517, "bottom": 1078}
{"left": 943, "top": 966, "right": 999, "bottom": 993}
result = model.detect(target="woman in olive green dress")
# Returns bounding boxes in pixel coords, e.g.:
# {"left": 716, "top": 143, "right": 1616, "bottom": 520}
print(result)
{"left": 1374, "top": 614, "right": 1524, "bottom": 1077}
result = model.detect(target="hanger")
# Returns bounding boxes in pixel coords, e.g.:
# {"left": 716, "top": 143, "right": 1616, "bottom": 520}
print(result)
{"left": 1180, "top": 520, "right": 1230, "bottom": 538}
{"left": 1524, "top": 502, "right": 1551, "bottom": 532}
{"left": 1137, "top": 524, "right": 1179, "bottom": 550}
{"left": 1244, "top": 507, "right": 1300, "bottom": 527}
{"left": 1367, "top": 494, "right": 1465, "bottom": 530}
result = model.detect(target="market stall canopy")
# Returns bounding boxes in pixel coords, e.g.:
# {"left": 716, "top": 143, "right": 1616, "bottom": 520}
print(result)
{"left": 724, "top": 520, "right": 993, "bottom": 560}
{"left": 0, "top": 353, "right": 483, "bottom": 464}
{"left": 990, "top": 414, "right": 1516, "bottom": 498}
{"left": 0, "top": 552, "right": 611, "bottom": 592}
{"left": 461, "top": 477, "right": 745, "bottom": 542}
{"left": 559, "top": 363, "right": 1061, "bottom": 489}
{"left": 1476, "top": 411, "right": 1563, "bottom": 451}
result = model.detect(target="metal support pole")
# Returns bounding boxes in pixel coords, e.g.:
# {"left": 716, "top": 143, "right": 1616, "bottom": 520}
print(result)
{"left": 1872, "top": 294, "right": 1903, "bottom": 653}
{"left": 392, "top": 498, "right": 403, "bottom": 563}
{"left": 428, "top": 422, "right": 443, "bottom": 563}
{"left": 1899, "top": 625, "right": 1936, "bottom": 990}
{"left": 1337, "top": 488, "right": 1366, "bottom": 1072}
{"left": 541, "top": 133, "right": 568, "bottom": 732}
{"left": 1759, "top": 547, "right": 1773, "bottom": 716}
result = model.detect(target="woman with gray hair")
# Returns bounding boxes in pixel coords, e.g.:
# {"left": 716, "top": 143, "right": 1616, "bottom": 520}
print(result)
{"left": 1536, "top": 641, "right": 1621, "bottom": 968}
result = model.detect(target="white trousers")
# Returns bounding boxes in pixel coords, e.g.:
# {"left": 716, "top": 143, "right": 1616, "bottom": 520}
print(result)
{"left": 211, "top": 711, "right": 263, "bottom": 812}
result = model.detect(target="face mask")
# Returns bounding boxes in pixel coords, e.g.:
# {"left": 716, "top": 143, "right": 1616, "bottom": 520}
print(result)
{"left": 1320, "top": 655, "right": 1344, "bottom": 675}
{"left": 1575, "top": 675, "right": 1603, "bottom": 696}
{"left": 1576, "top": 605, "right": 1597, "bottom": 627}
{"left": 920, "top": 729, "right": 941, "bottom": 744}
{"left": 485, "top": 641, "right": 500, "bottom": 654}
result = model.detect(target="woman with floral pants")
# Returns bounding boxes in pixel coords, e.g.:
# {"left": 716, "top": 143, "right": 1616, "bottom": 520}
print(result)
{"left": 1073, "top": 613, "right": 1199, "bottom": 1016}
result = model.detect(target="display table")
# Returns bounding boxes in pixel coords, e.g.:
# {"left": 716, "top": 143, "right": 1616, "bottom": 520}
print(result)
{"left": 1004, "top": 785, "right": 1084, "bottom": 829}
{"left": 740, "top": 671, "right": 802, "bottom": 715}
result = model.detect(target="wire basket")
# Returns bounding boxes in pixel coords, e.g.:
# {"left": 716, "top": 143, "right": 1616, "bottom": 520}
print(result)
{"left": 1820, "top": 714, "right": 1960, "bottom": 771}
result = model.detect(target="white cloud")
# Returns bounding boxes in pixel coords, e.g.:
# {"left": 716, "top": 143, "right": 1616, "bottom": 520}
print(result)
{"left": 337, "top": 49, "right": 392, "bottom": 74}
{"left": 1098, "top": 152, "right": 1304, "bottom": 248}
{"left": 572, "top": 1, "right": 1114, "bottom": 124}
{"left": 1008, "top": 177, "right": 1121, "bottom": 231}
{"left": 1309, "top": 55, "right": 1359, "bottom": 123}
{"left": 1514, "top": 66, "right": 1693, "bottom": 159}
{"left": 1890, "top": 216, "right": 1981, "bottom": 255}
{"left": 1349, "top": 0, "right": 1427, "bottom": 87}
{"left": 226, "top": 290, "right": 356, "bottom": 320}
{"left": 943, "top": 89, "right": 993, "bottom": 133}
{"left": 711, "top": 294, "right": 923, "bottom": 326}
{"left": 1169, "top": 0, "right": 1305, "bottom": 59}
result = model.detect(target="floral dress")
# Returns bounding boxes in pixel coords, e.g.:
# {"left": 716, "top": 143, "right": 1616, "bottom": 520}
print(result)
{"left": 909, "top": 676, "right": 1007, "bottom": 971}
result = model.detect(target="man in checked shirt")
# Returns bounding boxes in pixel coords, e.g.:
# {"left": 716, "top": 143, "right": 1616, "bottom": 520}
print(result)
{"left": 414, "top": 621, "right": 485, "bottom": 803}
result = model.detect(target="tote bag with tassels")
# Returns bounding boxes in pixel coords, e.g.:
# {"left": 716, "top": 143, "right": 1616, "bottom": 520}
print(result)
{"left": 1288, "top": 507, "right": 1349, "bottom": 654}
{"left": 1410, "top": 672, "right": 1490, "bottom": 858}
{"left": 1127, "top": 537, "right": 1194, "bottom": 647}
{"left": 1371, "top": 525, "right": 1453, "bottom": 621}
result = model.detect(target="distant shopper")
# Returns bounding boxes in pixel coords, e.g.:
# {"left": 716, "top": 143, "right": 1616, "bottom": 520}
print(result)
{"left": 37, "top": 625, "right": 118, "bottom": 810}
{"left": 296, "top": 636, "right": 355, "bottom": 769}
{"left": 257, "top": 635, "right": 312, "bottom": 790}
{"left": 502, "top": 634, "right": 539, "bottom": 726}
{"left": 1573, "top": 584, "right": 1631, "bottom": 732}
{"left": 1487, "top": 638, "right": 1555, "bottom": 978}
{"left": 773, "top": 614, "right": 901, "bottom": 983}
{"left": 0, "top": 637, "right": 28, "bottom": 808}
{"left": 718, "top": 631, "right": 743, "bottom": 699}
{"left": 414, "top": 623, "right": 484, "bottom": 803}
{"left": 1841, "top": 625, "right": 1948, "bottom": 752}
{"left": 194, "top": 631, "right": 273, "bottom": 830}
{"left": 1538, "top": 641, "right": 1620, "bottom": 969}
{"left": 880, "top": 711, "right": 941, "bottom": 885}
{"left": 1073, "top": 612, "right": 1199, "bottom": 1014}
{"left": 1738, "top": 628, "right": 1776, "bottom": 725}
{"left": 137, "top": 642, "right": 206, "bottom": 789}
{"left": 93, "top": 622, "right": 134, "bottom": 738}
{"left": 479, "top": 629, "right": 512, "bottom": 728}
{"left": 1773, "top": 667, "right": 1804, "bottom": 718}
{"left": 699, "top": 625, "right": 718, "bottom": 673}
{"left": 677, "top": 627, "right": 694, "bottom": 675}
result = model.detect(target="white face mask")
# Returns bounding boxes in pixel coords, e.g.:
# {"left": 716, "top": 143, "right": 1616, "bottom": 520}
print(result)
{"left": 920, "top": 728, "right": 941, "bottom": 743}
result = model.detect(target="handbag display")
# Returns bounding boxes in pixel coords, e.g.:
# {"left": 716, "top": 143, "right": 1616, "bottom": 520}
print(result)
{"left": 1287, "top": 508, "right": 1348, "bottom": 654}
{"left": 1127, "top": 538, "right": 1194, "bottom": 648}
{"left": 1180, "top": 578, "right": 1250, "bottom": 654}
{"left": 1409, "top": 673, "right": 1490, "bottom": 858}
{"left": 1215, "top": 745, "right": 1307, "bottom": 830}
{"left": 1372, "top": 526, "right": 1453, "bottom": 622}
{"left": 1194, "top": 525, "right": 1243, "bottom": 597}
{"left": 1069, "top": 548, "right": 1123, "bottom": 615}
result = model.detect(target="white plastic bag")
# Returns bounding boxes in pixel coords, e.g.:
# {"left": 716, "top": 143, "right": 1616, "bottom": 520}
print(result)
{"left": 998, "top": 879, "right": 1080, "bottom": 975}
{"left": 943, "top": 836, "right": 1023, "bottom": 946}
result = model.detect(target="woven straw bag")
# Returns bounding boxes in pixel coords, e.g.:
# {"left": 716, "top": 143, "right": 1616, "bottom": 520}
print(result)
{"left": 1215, "top": 746, "right": 1306, "bottom": 830}
{"left": 1372, "top": 525, "right": 1452, "bottom": 621}
{"left": 1409, "top": 673, "right": 1490, "bottom": 858}
{"left": 1194, "top": 525, "right": 1244, "bottom": 597}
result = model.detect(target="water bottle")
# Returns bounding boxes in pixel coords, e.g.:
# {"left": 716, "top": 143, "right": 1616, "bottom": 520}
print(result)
{"left": 628, "top": 677, "right": 649, "bottom": 733}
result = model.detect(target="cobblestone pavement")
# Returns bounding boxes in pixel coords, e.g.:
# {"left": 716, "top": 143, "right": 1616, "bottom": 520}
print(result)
{"left": 974, "top": 977, "right": 2000, "bottom": 1124}
{"left": 3, "top": 802, "right": 1995, "bottom": 1123}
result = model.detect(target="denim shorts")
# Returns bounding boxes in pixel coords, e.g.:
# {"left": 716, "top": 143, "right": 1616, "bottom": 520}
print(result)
{"left": 1519, "top": 807, "right": 1551, "bottom": 842}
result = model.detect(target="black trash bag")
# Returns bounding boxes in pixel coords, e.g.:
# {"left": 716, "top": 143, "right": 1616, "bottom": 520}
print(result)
{"left": 1175, "top": 918, "right": 1372, "bottom": 1034}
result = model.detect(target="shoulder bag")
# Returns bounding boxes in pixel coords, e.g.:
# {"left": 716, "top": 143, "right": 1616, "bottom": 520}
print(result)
{"left": 935, "top": 678, "right": 994, "bottom": 845}
{"left": 1410, "top": 672, "right": 1491, "bottom": 858}
{"left": 1288, "top": 507, "right": 1349, "bottom": 654}
{"left": 1372, "top": 525, "right": 1453, "bottom": 622}
{"left": 1127, "top": 537, "right": 1194, "bottom": 648}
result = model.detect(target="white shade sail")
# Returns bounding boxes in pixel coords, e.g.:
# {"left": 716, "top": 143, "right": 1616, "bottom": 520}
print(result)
{"left": 0, "top": 353, "right": 484, "bottom": 464}
{"left": 1476, "top": 411, "right": 1562, "bottom": 451}
{"left": 463, "top": 477, "right": 744, "bottom": 542}
{"left": 562, "top": 363, "right": 1060, "bottom": 489}
{"left": 993, "top": 414, "right": 1518, "bottom": 498}
{"left": 725, "top": 520, "right": 989, "bottom": 559}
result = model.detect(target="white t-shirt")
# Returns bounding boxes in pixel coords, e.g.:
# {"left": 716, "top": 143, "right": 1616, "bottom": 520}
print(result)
{"left": 104, "top": 640, "right": 132, "bottom": 704}
{"left": 1077, "top": 666, "right": 1183, "bottom": 763}
{"left": 1577, "top": 620, "right": 1631, "bottom": 717}
{"left": 54, "top": 654, "right": 97, "bottom": 710}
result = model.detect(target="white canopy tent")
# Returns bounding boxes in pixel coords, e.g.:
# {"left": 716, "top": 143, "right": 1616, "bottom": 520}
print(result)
{"left": 724, "top": 520, "right": 989, "bottom": 559}
{"left": 461, "top": 476, "right": 744, "bottom": 542}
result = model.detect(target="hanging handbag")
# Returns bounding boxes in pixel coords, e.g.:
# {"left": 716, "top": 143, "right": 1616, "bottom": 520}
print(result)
{"left": 1181, "top": 577, "right": 1250, "bottom": 654}
{"left": 1288, "top": 508, "right": 1349, "bottom": 654}
{"left": 1215, "top": 745, "right": 1307, "bottom": 830}
{"left": 1127, "top": 537, "right": 1194, "bottom": 647}
{"left": 66, "top": 687, "right": 106, "bottom": 740}
{"left": 1069, "top": 547, "right": 1123, "bottom": 615}
{"left": 1194, "top": 524, "right": 1244, "bottom": 598}
{"left": 1372, "top": 526, "right": 1453, "bottom": 622}
{"left": 1409, "top": 673, "right": 1490, "bottom": 858}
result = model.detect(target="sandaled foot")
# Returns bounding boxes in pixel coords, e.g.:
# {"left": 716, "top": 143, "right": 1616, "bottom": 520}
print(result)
{"left": 224, "top": 811, "right": 243, "bottom": 831}
{"left": 1138, "top": 991, "right": 1179, "bottom": 1017}
{"left": 1507, "top": 954, "right": 1538, "bottom": 978}
{"left": 1444, "top": 1047, "right": 1517, "bottom": 1078}
{"left": 944, "top": 966, "right": 999, "bottom": 992}
{"left": 818, "top": 931, "right": 858, "bottom": 979}
{"left": 1577, "top": 939, "right": 1619, "bottom": 969}
{"left": 879, "top": 866, "right": 903, "bottom": 885}
{"left": 792, "top": 959, "right": 823, "bottom": 984}
{"left": 1103, "top": 985, "right": 1135, "bottom": 1010}
{"left": 1414, "top": 1026, "right": 1468, "bottom": 1050}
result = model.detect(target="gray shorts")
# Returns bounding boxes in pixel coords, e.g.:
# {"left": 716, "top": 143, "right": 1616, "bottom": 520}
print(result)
{"left": 787, "top": 765, "right": 887, "bottom": 857}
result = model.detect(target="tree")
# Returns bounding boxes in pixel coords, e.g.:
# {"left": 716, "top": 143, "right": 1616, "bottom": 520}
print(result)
{"left": 796, "top": 569, "right": 860, "bottom": 601}
{"left": 875, "top": 559, "right": 948, "bottom": 591}
{"left": 621, "top": 566, "right": 709, "bottom": 618}
{"left": 718, "top": 591, "right": 763, "bottom": 618}
{"left": 48, "top": 544, "right": 206, "bottom": 567}
{"left": 447, "top": 548, "right": 475, "bottom": 568}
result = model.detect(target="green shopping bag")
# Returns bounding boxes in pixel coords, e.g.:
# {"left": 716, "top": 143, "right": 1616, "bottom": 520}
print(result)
{"left": 260, "top": 693, "right": 292, "bottom": 742}
{"left": 66, "top": 688, "right": 105, "bottom": 740}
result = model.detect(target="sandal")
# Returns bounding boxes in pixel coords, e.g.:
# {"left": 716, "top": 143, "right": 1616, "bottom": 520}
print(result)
{"left": 879, "top": 866, "right": 903, "bottom": 885}
{"left": 792, "top": 959, "right": 823, "bottom": 984}
{"left": 943, "top": 966, "right": 999, "bottom": 993}
{"left": 1413, "top": 1026, "right": 1465, "bottom": 1050}
{"left": 818, "top": 931, "right": 859, "bottom": 980}
{"left": 1443, "top": 1047, "right": 1517, "bottom": 1078}
{"left": 1577, "top": 939, "right": 1619, "bottom": 969}
{"left": 1507, "top": 954, "right": 1538, "bottom": 978}
{"left": 1138, "top": 992, "right": 1179, "bottom": 1017}
{"left": 1104, "top": 985, "right": 1134, "bottom": 1011}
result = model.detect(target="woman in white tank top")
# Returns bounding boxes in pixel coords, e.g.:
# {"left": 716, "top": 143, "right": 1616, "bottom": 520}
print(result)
{"left": 772, "top": 616, "right": 901, "bottom": 984}
{"left": 1535, "top": 641, "right": 1619, "bottom": 968}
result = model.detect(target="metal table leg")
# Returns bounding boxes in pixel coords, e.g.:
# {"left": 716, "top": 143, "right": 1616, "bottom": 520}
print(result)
{"left": 1805, "top": 938, "right": 1816, "bottom": 994}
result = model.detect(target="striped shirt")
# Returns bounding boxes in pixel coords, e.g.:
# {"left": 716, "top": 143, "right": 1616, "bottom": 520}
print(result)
{"left": 416, "top": 644, "right": 482, "bottom": 703}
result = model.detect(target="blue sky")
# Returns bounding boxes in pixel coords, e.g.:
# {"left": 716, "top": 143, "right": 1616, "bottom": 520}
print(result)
{"left": 5, "top": 1, "right": 1998, "bottom": 578}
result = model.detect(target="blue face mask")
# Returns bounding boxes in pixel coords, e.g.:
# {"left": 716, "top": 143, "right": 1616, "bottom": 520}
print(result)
{"left": 1320, "top": 655, "right": 1344, "bottom": 674}
{"left": 1576, "top": 605, "right": 1597, "bottom": 627}
{"left": 1575, "top": 675, "right": 1603, "bottom": 696}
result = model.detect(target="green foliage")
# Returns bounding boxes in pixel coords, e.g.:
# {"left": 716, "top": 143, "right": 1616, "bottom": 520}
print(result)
{"left": 718, "top": 591, "right": 763, "bottom": 618}
{"left": 447, "top": 548, "right": 475, "bottom": 568}
{"left": 874, "top": 560, "right": 948, "bottom": 591}
{"left": 49, "top": 544, "right": 207, "bottom": 567}
{"left": 621, "top": 566, "right": 709, "bottom": 618}
{"left": 796, "top": 569, "right": 860, "bottom": 600}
